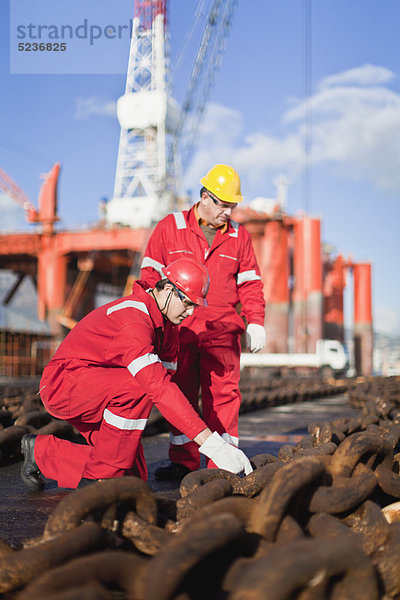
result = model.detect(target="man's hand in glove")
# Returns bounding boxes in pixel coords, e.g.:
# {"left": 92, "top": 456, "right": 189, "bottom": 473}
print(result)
{"left": 246, "top": 323, "right": 266, "bottom": 353}
{"left": 198, "top": 432, "right": 253, "bottom": 475}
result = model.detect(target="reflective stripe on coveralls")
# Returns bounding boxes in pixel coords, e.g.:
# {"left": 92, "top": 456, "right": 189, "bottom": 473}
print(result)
{"left": 103, "top": 408, "right": 147, "bottom": 431}
{"left": 34, "top": 281, "right": 207, "bottom": 487}
{"left": 128, "top": 353, "right": 160, "bottom": 376}
{"left": 140, "top": 256, "right": 165, "bottom": 276}
{"left": 106, "top": 300, "right": 149, "bottom": 316}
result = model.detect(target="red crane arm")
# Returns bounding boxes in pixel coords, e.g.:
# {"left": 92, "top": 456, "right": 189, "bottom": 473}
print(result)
{"left": 0, "top": 167, "right": 38, "bottom": 222}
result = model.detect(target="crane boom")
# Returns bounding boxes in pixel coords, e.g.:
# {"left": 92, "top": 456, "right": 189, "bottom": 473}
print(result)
{"left": 0, "top": 168, "right": 38, "bottom": 222}
{"left": 173, "top": 0, "right": 238, "bottom": 176}
{"left": 107, "top": 0, "right": 237, "bottom": 228}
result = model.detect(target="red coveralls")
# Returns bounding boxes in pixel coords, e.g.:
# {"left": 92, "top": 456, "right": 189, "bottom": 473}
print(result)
{"left": 35, "top": 281, "right": 206, "bottom": 488}
{"left": 140, "top": 206, "right": 265, "bottom": 470}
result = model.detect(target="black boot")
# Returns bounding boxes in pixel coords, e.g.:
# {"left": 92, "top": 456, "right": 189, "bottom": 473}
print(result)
{"left": 154, "top": 462, "right": 191, "bottom": 481}
{"left": 20, "top": 434, "right": 45, "bottom": 491}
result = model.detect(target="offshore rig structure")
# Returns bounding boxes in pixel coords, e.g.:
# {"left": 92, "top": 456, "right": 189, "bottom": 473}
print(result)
{"left": 0, "top": 0, "right": 372, "bottom": 377}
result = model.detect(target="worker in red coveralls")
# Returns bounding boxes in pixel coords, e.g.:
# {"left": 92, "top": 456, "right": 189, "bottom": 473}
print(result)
{"left": 140, "top": 164, "right": 266, "bottom": 481}
{"left": 20, "top": 257, "right": 253, "bottom": 491}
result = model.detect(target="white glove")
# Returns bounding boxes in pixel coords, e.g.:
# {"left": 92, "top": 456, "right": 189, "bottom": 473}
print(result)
{"left": 246, "top": 323, "right": 266, "bottom": 353}
{"left": 199, "top": 432, "right": 253, "bottom": 475}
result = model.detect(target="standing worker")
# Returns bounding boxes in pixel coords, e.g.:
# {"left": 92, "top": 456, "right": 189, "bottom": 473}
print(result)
{"left": 140, "top": 164, "right": 266, "bottom": 481}
{"left": 20, "top": 257, "right": 252, "bottom": 491}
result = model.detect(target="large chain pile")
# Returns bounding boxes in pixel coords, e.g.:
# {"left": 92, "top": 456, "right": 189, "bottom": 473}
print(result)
{"left": 0, "top": 383, "right": 81, "bottom": 465}
{"left": 1, "top": 376, "right": 400, "bottom": 599}
{"left": 0, "top": 375, "right": 349, "bottom": 461}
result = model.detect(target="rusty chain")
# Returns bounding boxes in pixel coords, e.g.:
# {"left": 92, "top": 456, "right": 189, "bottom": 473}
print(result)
{"left": 0, "top": 375, "right": 399, "bottom": 598}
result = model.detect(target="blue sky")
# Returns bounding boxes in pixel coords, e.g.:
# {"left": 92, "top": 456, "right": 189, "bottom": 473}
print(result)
{"left": 1, "top": 0, "right": 400, "bottom": 336}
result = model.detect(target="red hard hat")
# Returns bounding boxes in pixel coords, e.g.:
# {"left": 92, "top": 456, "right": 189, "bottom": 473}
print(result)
{"left": 161, "top": 258, "right": 210, "bottom": 306}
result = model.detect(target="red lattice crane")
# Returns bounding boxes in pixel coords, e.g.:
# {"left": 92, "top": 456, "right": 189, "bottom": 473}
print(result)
{"left": 0, "top": 164, "right": 150, "bottom": 335}
{"left": 0, "top": 168, "right": 39, "bottom": 224}
{"left": 0, "top": 165, "right": 60, "bottom": 234}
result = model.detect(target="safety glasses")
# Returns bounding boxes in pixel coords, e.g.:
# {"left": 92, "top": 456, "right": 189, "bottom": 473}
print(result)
{"left": 208, "top": 192, "right": 236, "bottom": 211}
{"left": 174, "top": 286, "right": 197, "bottom": 309}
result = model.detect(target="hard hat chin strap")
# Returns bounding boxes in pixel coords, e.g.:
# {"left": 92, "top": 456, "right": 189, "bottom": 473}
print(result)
{"left": 150, "top": 283, "right": 174, "bottom": 313}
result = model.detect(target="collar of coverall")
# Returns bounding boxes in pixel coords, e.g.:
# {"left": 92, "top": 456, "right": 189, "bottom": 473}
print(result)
{"left": 134, "top": 280, "right": 166, "bottom": 328}
{"left": 194, "top": 202, "right": 228, "bottom": 233}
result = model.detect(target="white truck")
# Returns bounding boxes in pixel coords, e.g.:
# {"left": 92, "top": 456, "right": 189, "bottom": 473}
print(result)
{"left": 240, "top": 339, "right": 349, "bottom": 377}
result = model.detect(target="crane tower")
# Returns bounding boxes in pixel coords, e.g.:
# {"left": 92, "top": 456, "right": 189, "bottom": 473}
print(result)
{"left": 106, "top": 0, "right": 180, "bottom": 228}
{"left": 107, "top": 0, "right": 238, "bottom": 228}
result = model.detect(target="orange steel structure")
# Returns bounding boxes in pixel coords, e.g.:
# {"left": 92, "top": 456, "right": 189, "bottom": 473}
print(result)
{"left": 0, "top": 164, "right": 151, "bottom": 336}
{"left": 353, "top": 263, "right": 373, "bottom": 375}
{"left": 292, "top": 217, "right": 323, "bottom": 353}
{"left": 0, "top": 165, "right": 373, "bottom": 374}
{"left": 234, "top": 205, "right": 373, "bottom": 375}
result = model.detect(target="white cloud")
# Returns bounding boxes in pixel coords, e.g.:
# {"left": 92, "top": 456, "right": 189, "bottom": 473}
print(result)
{"left": 182, "top": 102, "right": 303, "bottom": 196}
{"left": 74, "top": 96, "right": 117, "bottom": 120}
{"left": 187, "top": 64, "right": 400, "bottom": 196}
{"left": 285, "top": 65, "right": 400, "bottom": 191}
{"left": 319, "top": 64, "right": 395, "bottom": 88}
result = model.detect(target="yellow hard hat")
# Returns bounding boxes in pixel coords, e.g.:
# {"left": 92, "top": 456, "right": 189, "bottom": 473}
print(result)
{"left": 200, "top": 164, "right": 243, "bottom": 204}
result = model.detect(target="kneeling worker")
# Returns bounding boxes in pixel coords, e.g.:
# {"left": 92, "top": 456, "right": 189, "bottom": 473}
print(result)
{"left": 20, "top": 257, "right": 252, "bottom": 490}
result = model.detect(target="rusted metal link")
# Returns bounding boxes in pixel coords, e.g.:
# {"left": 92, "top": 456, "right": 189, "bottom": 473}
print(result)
{"left": 375, "top": 447, "right": 400, "bottom": 498}
{"left": 142, "top": 513, "right": 245, "bottom": 600}
{"left": 295, "top": 434, "right": 314, "bottom": 450}
{"left": 308, "top": 421, "right": 346, "bottom": 446}
{"left": 0, "top": 425, "right": 30, "bottom": 464}
{"left": 0, "top": 522, "right": 104, "bottom": 594}
{"left": 44, "top": 477, "right": 157, "bottom": 539}
{"left": 179, "top": 467, "right": 240, "bottom": 498}
{"left": 0, "top": 537, "right": 14, "bottom": 557}
{"left": 277, "top": 444, "right": 296, "bottom": 462}
{"left": 224, "top": 536, "right": 378, "bottom": 600}
{"left": 235, "top": 460, "right": 284, "bottom": 497}
{"left": 176, "top": 478, "right": 233, "bottom": 520}
{"left": 179, "top": 460, "right": 286, "bottom": 501}
{"left": 274, "top": 514, "right": 305, "bottom": 545}
{"left": 2, "top": 391, "right": 42, "bottom": 422}
{"left": 308, "top": 421, "right": 334, "bottom": 444}
{"left": 0, "top": 384, "right": 83, "bottom": 465}
{"left": 333, "top": 415, "right": 363, "bottom": 436}
{"left": 16, "top": 550, "right": 148, "bottom": 600}
{"left": 0, "top": 409, "right": 13, "bottom": 428}
{"left": 250, "top": 452, "right": 279, "bottom": 468}
{"left": 294, "top": 441, "right": 338, "bottom": 459}
{"left": 382, "top": 500, "right": 400, "bottom": 524}
{"left": 307, "top": 511, "right": 359, "bottom": 540}
{"left": 14, "top": 410, "right": 52, "bottom": 429}
{"left": 101, "top": 493, "right": 178, "bottom": 533}
{"left": 309, "top": 463, "right": 377, "bottom": 514}
{"left": 377, "top": 421, "right": 400, "bottom": 447}
{"left": 179, "top": 496, "right": 254, "bottom": 531}
{"left": 344, "top": 499, "right": 390, "bottom": 556}
{"left": 122, "top": 511, "right": 174, "bottom": 555}
{"left": 370, "top": 522, "right": 400, "bottom": 598}
{"left": 154, "top": 495, "right": 178, "bottom": 528}
{"left": 249, "top": 456, "right": 326, "bottom": 541}
{"left": 329, "top": 431, "right": 391, "bottom": 478}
